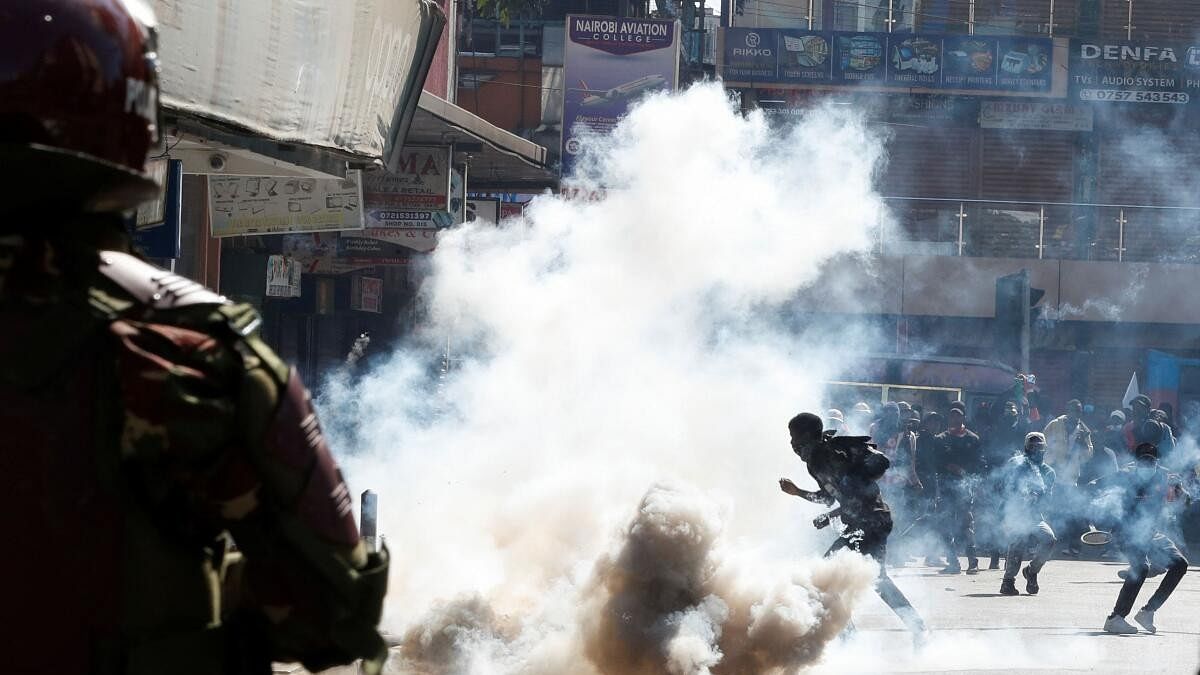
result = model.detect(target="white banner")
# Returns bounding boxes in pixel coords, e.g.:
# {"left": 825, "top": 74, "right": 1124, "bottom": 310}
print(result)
{"left": 209, "top": 170, "right": 364, "bottom": 236}
{"left": 980, "top": 100, "right": 1094, "bottom": 131}
{"left": 154, "top": 0, "right": 444, "bottom": 164}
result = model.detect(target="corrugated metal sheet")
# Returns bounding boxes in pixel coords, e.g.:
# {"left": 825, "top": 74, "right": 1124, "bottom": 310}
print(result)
{"left": 881, "top": 125, "right": 976, "bottom": 198}
{"left": 980, "top": 129, "right": 1075, "bottom": 202}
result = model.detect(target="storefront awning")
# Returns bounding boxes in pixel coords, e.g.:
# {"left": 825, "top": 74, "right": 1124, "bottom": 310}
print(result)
{"left": 154, "top": 0, "right": 444, "bottom": 177}
{"left": 407, "top": 92, "right": 559, "bottom": 191}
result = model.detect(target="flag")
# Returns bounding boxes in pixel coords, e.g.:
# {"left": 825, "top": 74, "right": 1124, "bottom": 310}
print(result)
{"left": 1122, "top": 373, "right": 1140, "bottom": 408}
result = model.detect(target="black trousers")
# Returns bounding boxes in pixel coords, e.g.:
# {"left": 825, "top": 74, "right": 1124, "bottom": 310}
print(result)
{"left": 825, "top": 514, "right": 925, "bottom": 634}
{"left": 1112, "top": 533, "right": 1189, "bottom": 617}
{"left": 939, "top": 486, "right": 978, "bottom": 564}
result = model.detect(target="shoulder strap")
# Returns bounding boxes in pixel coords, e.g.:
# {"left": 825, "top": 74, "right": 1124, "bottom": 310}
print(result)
{"left": 97, "top": 250, "right": 227, "bottom": 309}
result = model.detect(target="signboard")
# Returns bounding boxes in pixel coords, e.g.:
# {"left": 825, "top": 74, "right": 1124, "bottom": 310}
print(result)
{"left": 722, "top": 28, "right": 1054, "bottom": 94}
{"left": 265, "top": 255, "right": 302, "bottom": 297}
{"left": 561, "top": 15, "right": 681, "bottom": 176}
{"left": 361, "top": 147, "right": 452, "bottom": 251}
{"left": 353, "top": 276, "right": 384, "bottom": 313}
{"left": 1069, "top": 40, "right": 1200, "bottom": 106}
{"left": 980, "top": 100, "right": 1094, "bottom": 131}
{"left": 132, "top": 158, "right": 183, "bottom": 259}
{"left": 466, "top": 198, "right": 501, "bottom": 224}
{"left": 209, "top": 170, "right": 363, "bottom": 237}
{"left": 283, "top": 232, "right": 412, "bottom": 273}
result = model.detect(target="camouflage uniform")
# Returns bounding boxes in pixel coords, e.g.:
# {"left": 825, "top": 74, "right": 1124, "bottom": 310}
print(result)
{"left": 2, "top": 245, "right": 388, "bottom": 675}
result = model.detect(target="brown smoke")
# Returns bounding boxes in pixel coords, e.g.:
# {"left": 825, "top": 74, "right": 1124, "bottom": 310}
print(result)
{"left": 580, "top": 484, "right": 876, "bottom": 675}
{"left": 387, "top": 484, "right": 874, "bottom": 675}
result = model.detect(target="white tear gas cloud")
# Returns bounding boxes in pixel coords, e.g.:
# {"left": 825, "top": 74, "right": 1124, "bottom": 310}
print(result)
{"left": 321, "top": 82, "right": 898, "bottom": 673}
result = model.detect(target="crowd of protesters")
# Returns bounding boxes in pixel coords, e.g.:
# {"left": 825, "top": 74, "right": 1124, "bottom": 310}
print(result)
{"left": 817, "top": 374, "right": 1198, "bottom": 634}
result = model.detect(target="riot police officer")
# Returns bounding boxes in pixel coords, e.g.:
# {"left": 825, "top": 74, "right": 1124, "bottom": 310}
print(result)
{"left": 0, "top": 2, "right": 388, "bottom": 673}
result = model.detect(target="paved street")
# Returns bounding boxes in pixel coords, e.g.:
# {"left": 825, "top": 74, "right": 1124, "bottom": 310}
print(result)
{"left": 817, "top": 558, "right": 1200, "bottom": 674}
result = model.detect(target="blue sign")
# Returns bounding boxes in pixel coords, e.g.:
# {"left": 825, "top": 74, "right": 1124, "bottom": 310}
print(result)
{"left": 561, "top": 15, "right": 681, "bottom": 177}
{"left": 722, "top": 28, "right": 1053, "bottom": 94}
{"left": 132, "top": 159, "right": 183, "bottom": 259}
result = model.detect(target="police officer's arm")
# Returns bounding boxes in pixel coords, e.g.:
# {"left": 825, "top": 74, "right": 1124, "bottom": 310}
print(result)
{"left": 217, "top": 314, "right": 388, "bottom": 673}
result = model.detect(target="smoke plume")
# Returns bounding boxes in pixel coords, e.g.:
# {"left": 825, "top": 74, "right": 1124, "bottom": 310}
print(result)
{"left": 320, "top": 82, "right": 894, "bottom": 673}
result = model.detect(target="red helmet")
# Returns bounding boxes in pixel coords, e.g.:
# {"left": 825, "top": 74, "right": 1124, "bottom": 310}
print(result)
{"left": 0, "top": 0, "right": 161, "bottom": 215}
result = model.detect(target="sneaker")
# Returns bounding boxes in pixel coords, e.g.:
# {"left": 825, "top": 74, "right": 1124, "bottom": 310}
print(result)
{"left": 939, "top": 564, "right": 962, "bottom": 575}
{"left": 999, "top": 578, "right": 1019, "bottom": 596}
{"left": 1022, "top": 567, "right": 1039, "bottom": 595}
{"left": 923, "top": 556, "right": 945, "bottom": 567}
{"left": 1133, "top": 608, "right": 1157, "bottom": 634}
{"left": 966, "top": 560, "right": 980, "bottom": 575}
{"left": 1103, "top": 614, "right": 1138, "bottom": 635}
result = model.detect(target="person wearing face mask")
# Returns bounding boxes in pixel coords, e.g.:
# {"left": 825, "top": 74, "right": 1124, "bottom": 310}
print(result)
{"left": 1098, "top": 443, "right": 1191, "bottom": 635}
{"left": 934, "top": 402, "right": 985, "bottom": 574}
{"left": 1101, "top": 410, "right": 1128, "bottom": 460}
{"left": 779, "top": 413, "right": 929, "bottom": 647}
{"left": 998, "top": 433, "right": 1057, "bottom": 596}
{"left": 980, "top": 400, "right": 1028, "bottom": 569}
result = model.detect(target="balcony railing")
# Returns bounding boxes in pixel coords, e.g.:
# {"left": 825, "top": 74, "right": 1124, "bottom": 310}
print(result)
{"left": 880, "top": 197, "right": 1200, "bottom": 263}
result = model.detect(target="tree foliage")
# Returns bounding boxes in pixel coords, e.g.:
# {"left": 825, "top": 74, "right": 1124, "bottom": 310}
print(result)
{"left": 473, "top": 0, "right": 545, "bottom": 25}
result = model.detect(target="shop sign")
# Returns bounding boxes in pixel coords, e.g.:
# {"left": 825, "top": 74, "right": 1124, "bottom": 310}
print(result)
{"left": 561, "top": 15, "right": 681, "bottom": 176}
{"left": 362, "top": 147, "right": 452, "bottom": 250}
{"left": 722, "top": 28, "right": 1054, "bottom": 94}
{"left": 209, "top": 170, "right": 363, "bottom": 237}
{"left": 265, "top": 254, "right": 302, "bottom": 298}
{"left": 1069, "top": 39, "right": 1200, "bottom": 106}
{"left": 980, "top": 100, "right": 1094, "bottom": 131}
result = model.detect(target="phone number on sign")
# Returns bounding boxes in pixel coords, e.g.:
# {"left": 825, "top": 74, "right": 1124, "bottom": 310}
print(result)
{"left": 1078, "top": 89, "right": 1190, "bottom": 103}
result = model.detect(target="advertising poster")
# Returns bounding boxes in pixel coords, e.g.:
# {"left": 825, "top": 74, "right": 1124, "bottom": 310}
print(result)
{"left": 722, "top": 29, "right": 1053, "bottom": 94}
{"left": 834, "top": 33, "right": 887, "bottom": 84}
{"left": 1069, "top": 40, "right": 1200, "bottom": 106}
{"left": 265, "top": 255, "right": 302, "bottom": 298}
{"left": 995, "top": 38, "right": 1053, "bottom": 91}
{"left": 942, "top": 37, "right": 997, "bottom": 89}
{"left": 887, "top": 35, "right": 941, "bottom": 87}
{"left": 354, "top": 276, "right": 384, "bottom": 313}
{"left": 779, "top": 31, "right": 834, "bottom": 83}
{"left": 210, "top": 170, "right": 363, "bottom": 237}
{"left": 561, "top": 15, "right": 681, "bottom": 177}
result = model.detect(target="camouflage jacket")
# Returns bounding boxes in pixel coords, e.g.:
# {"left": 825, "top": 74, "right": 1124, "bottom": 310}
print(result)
{"left": 1, "top": 248, "right": 387, "bottom": 675}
